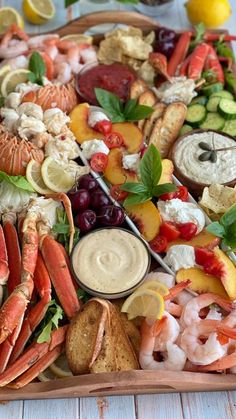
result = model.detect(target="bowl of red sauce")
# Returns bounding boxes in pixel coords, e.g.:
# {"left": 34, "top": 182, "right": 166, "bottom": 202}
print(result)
{"left": 76, "top": 62, "right": 137, "bottom": 105}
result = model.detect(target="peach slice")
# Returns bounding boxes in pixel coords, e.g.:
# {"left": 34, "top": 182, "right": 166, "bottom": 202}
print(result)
{"left": 112, "top": 123, "right": 143, "bottom": 153}
{"left": 158, "top": 159, "right": 174, "bottom": 185}
{"left": 176, "top": 267, "right": 228, "bottom": 299}
{"left": 166, "top": 229, "right": 220, "bottom": 251}
{"left": 124, "top": 201, "right": 161, "bottom": 242}
{"left": 213, "top": 247, "right": 236, "bottom": 300}
{"left": 104, "top": 148, "right": 138, "bottom": 185}
{"left": 70, "top": 103, "right": 104, "bottom": 144}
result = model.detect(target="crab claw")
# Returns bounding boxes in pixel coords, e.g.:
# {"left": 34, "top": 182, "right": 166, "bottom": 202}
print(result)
{"left": 149, "top": 52, "right": 172, "bottom": 82}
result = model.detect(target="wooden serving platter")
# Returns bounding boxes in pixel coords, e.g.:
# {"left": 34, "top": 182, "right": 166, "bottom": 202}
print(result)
{"left": 1, "top": 11, "right": 236, "bottom": 400}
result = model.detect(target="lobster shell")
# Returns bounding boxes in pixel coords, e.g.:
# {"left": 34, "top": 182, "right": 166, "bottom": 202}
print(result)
{"left": 21, "top": 83, "right": 78, "bottom": 114}
{"left": 0, "top": 129, "right": 44, "bottom": 176}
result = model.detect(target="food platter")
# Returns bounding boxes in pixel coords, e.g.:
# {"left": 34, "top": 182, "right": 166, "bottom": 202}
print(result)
{"left": 1, "top": 10, "right": 236, "bottom": 400}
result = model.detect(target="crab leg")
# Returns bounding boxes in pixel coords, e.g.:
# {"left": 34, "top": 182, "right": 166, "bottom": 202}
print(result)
{"left": 167, "top": 31, "right": 192, "bottom": 77}
{"left": 204, "top": 45, "right": 225, "bottom": 84}
{"left": 0, "top": 326, "right": 67, "bottom": 387}
{"left": 10, "top": 344, "right": 64, "bottom": 389}
{"left": 10, "top": 253, "right": 52, "bottom": 363}
{"left": 2, "top": 214, "right": 21, "bottom": 295}
{"left": 149, "top": 52, "right": 172, "bottom": 82}
{"left": 0, "top": 224, "right": 9, "bottom": 295}
{"left": 188, "top": 43, "right": 209, "bottom": 80}
{"left": 0, "top": 321, "right": 24, "bottom": 374}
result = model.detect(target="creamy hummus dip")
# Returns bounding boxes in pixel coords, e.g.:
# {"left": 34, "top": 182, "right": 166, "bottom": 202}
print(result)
{"left": 174, "top": 132, "right": 236, "bottom": 184}
{"left": 71, "top": 228, "right": 150, "bottom": 295}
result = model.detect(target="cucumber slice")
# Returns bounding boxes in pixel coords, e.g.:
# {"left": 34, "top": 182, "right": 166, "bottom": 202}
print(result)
{"left": 200, "top": 112, "right": 225, "bottom": 131}
{"left": 191, "top": 96, "right": 208, "bottom": 106}
{"left": 218, "top": 98, "right": 236, "bottom": 120}
{"left": 202, "top": 82, "right": 224, "bottom": 97}
{"left": 206, "top": 97, "right": 221, "bottom": 113}
{"left": 179, "top": 124, "right": 193, "bottom": 136}
{"left": 211, "top": 90, "right": 234, "bottom": 101}
{"left": 186, "top": 104, "right": 207, "bottom": 127}
{"left": 223, "top": 120, "right": 236, "bottom": 137}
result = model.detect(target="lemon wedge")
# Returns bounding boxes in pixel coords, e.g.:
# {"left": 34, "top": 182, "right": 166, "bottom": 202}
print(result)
{"left": 1, "top": 69, "right": 30, "bottom": 97}
{"left": 23, "top": 0, "right": 55, "bottom": 25}
{"left": 60, "top": 34, "right": 93, "bottom": 45}
{"left": 0, "top": 65, "right": 11, "bottom": 89}
{"left": 41, "top": 157, "right": 75, "bottom": 193}
{"left": 26, "top": 159, "right": 53, "bottom": 195}
{"left": 49, "top": 354, "right": 73, "bottom": 378}
{"left": 0, "top": 7, "right": 24, "bottom": 35}
{"left": 121, "top": 289, "right": 165, "bottom": 320}
{"left": 138, "top": 280, "right": 169, "bottom": 297}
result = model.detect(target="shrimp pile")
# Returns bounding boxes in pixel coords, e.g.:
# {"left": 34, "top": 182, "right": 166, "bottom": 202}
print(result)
{"left": 139, "top": 272, "right": 236, "bottom": 374}
{"left": 0, "top": 24, "right": 97, "bottom": 84}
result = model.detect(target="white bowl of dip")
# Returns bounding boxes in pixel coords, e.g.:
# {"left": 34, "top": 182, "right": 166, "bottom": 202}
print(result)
{"left": 70, "top": 227, "right": 151, "bottom": 299}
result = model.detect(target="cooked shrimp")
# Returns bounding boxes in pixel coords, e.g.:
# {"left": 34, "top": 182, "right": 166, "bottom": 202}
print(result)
{"left": 6, "top": 55, "right": 29, "bottom": 70}
{"left": 173, "top": 289, "right": 193, "bottom": 307}
{"left": 0, "top": 24, "right": 29, "bottom": 58}
{"left": 154, "top": 311, "right": 180, "bottom": 352}
{"left": 28, "top": 34, "right": 59, "bottom": 49}
{"left": 54, "top": 62, "right": 72, "bottom": 84}
{"left": 144, "top": 271, "right": 175, "bottom": 289}
{"left": 164, "top": 280, "right": 191, "bottom": 317}
{"left": 180, "top": 319, "right": 227, "bottom": 365}
{"left": 139, "top": 317, "right": 186, "bottom": 371}
{"left": 180, "top": 293, "right": 233, "bottom": 328}
{"left": 222, "top": 308, "right": 236, "bottom": 327}
{"left": 44, "top": 45, "right": 59, "bottom": 61}
{"left": 80, "top": 47, "right": 97, "bottom": 64}
{"left": 67, "top": 46, "right": 82, "bottom": 74}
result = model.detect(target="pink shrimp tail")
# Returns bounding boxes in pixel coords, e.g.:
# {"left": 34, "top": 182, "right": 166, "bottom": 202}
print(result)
{"left": 164, "top": 280, "right": 191, "bottom": 301}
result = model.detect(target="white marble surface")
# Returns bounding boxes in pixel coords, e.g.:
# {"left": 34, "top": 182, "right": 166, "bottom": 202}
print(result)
{"left": 0, "top": 0, "right": 236, "bottom": 418}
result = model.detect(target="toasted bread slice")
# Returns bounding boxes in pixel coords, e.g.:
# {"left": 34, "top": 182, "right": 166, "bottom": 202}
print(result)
{"left": 130, "top": 78, "right": 148, "bottom": 100}
{"left": 119, "top": 313, "right": 141, "bottom": 357}
{"left": 66, "top": 299, "right": 108, "bottom": 375}
{"left": 138, "top": 89, "right": 157, "bottom": 130}
{"left": 143, "top": 102, "right": 166, "bottom": 143}
{"left": 149, "top": 102, "right": 187, "bottom": 157}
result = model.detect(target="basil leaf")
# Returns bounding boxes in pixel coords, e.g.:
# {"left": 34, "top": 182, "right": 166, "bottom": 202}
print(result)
{"left": 206, "top": 222, "right": 226, "bottom": 238}
{"left": 0, "top": 171, "right": 35, "bottom": 192}
{"left": 224, "top": 69, "right": 236, "bottom": 92}
{"left": 65, "top": 0, "right": 77, "bottom": 6}
{"left": 123, "top": 99, "right": 137, "bottom": 116}
{"left": 107, "top": 112, "right": 125, "bottom": 123}
{"left": 153, "top": 183, "right": 177, "bottom": 197}
{"left": 221, "top": 204, "right": 236, "bottom": 228}
{"left": 28, "top": 51, "right": 46, "bottom": 85}
{"left": 222, "top": 236, "right": 236, "bottom": 250}
{"left": 140, "top": 144, "right": 162, "bottom": 190}
{"left": 28, "top": 72, "right": 36, "bottom": 83}
{"left": 121, "top": 182, "right": 148, "bottom": 194}
{"left": 125, "top": 104, "right": 154, "bottom": 121}
{"left": 95, "top": 88, "right": 124, "bottom": 120}
{"left": 124, "top": 192, "right": 151, "bottom": 206}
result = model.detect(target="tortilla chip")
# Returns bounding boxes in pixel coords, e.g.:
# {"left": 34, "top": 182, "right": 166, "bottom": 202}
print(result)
{"left": 199, "top": 184, "right": 236, "bottom": 218}
{"left": 137, "top": 60, "right": 155, "bottom": 85}
{"left": 119, "top": 36, "right": 152, "bottom": 60}
{"left": 97, "top": 38, "right": 123, "bottom": 63}
{"left": 105, "top": 27, "right": 143, "bottom": 39}
{"left": 144, "top": 31, "right": 155, "bottom": 45}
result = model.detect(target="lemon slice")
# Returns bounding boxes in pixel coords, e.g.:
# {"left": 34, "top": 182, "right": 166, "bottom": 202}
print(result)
{"left": 26, "top": 159, "right": 53, "bottom": 195}
{"left": 0, "top": 7, "right": 24, "bottom": 35}
{"left": 138, "top": 280, "right": 169, "bottom": 297}
{"left": 60, "top": 34, "right": 93, "bottom": 45}
{"left": 49, "top": 354, "right": 73, "bottom": 378}
{"left": 1, "top": 69, "right": 30, "bottom": 97}
{"left": 41, "top": 156, "right": 75, "bottom": 193}
{"left": 121, "top": 289, "right": 165, "bottom": 320}
{"left": 23, "top": 0, "right": 55, "bottom": 25}
{"left": 0, "top": 65, "right": 11, "bottom": 88}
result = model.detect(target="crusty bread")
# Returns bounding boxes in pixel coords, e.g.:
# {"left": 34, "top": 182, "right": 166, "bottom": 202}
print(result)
{"left": 66, "top": 300, "right": 108, "bottom": 375}
{"left": 130, "top": 78, "right": 148, "bottom": 100}
{"left": 138, "top": 89, "right": 157, "bottom": 130}
{"left": 143, "top": 102, "right": 166, "bottom": 143}
{"left": 119, "top": 313, "right": 141, "bottom": 357}
{"left": 149, "top": 102, "right": 187, "bottom": 157}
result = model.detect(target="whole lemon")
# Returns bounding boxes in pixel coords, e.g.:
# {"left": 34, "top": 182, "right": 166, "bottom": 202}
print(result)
{"left": 185, "top": 0, "right": 231, "bottom": 28}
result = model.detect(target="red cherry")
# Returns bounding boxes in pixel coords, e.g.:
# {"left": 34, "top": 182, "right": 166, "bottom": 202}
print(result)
{"left": 160, "top": 222, "right": 180, "bottom": 242}
{"left": 178, "top": 222, "right": 198, "bottom": 241}
{"left": 149, "top": 235, "right": 168, "bottom": 253}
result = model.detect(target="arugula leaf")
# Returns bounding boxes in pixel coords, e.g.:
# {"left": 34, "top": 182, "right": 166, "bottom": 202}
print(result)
{"left": 153, "top": 183, "right": 176, "bottom": 197}
{"left": 0, "top": 171, "right": 35, "bottom": 192}
{"left": 95, "top": 88, "right": 154, "bottom": 123}
{"left": 190, "top": 23, "right": 206, "bottom": 50}
{"left": 124, "top": 192, "right": 151, "bottom": 206}
{"left": 140, "top": 144, "right": 162, "bottom": 191}
{"left": 77, "top": 288, "right": 90, "bottom": 303}
{"left": 28, "top": 51, "right": 46, "bottom": 86}
{"left": 206, "top": 222, "right": 226, "bottom": 238}
{"left": 52, "top": 208, "right": 80, "bottom": 253}
{"left": 221, "top": 204, "right": 236, "bottom": 228}
{"left": 121, "top": 182, "right": 148, "bottom": 195}
{"left": 215, "top": 40, "right": 234, "bottom": 60}
{"left": 36, "top": 300, "right": 63, "bottom": 344}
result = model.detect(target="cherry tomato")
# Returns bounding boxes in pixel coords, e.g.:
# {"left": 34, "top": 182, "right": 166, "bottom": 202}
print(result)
{"left": 160, "top": 222, "right": 180, "bottom": 242}
{"left": 90, "top": 153, "right": 108, "bottom": 172}
{"left": 94, "top": 120, "right": 112, "bottom": 136}
{"left": 104, "top": 131, "right": 124, "bottom": 149}
{"left": 176, "top": 186, "right": 188, "bottom": 202}
{"left": 194, "top": 247, "right": 215, "bottom": 266}
{"left": 158, "top": 191, "right": 177, "bottom": 201}
{"left": 110, "top": 184, "right": 128, "bottom": 202}
{"left": 39, "top": 52, "right": 54, "bottom": 80}
{"left": 178, "top": 222, "right": 197, "bottom": 241}
{"left": 149, "top": 235, "right": 168, "bottom": 253}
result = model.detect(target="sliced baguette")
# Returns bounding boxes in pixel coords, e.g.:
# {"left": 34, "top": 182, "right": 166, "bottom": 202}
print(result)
{"left": 66, "top": 299, "right": 108, "bottom": 375}
{"left": 119, "top": 313, "right": 141, "bottom": 358}
{"left": 149, "top": 102, "right": 187, "bottom": 157}
{"left": 143, "top": 102, "right": 166, "bottom": 143}
{"left": 130, "top": 78, "right": 148, "bottom": 100}
{"left": 138, "top": 89, "right": 157, "bottom": 130}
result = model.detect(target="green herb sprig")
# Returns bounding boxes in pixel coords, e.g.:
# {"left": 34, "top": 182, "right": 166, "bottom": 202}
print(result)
{"left": 52, "top": 208, "right": 80, "bottom": 253}
{"left": 215, "top": 40, "right": 235, "bottom": 61}
{"left": 190, "top": 23, "right": 206, "bottom": 51}
{"left": 28, "top": 51, "right": 46, "bottom": 86}
{"left": 95, "top": 88, "right": 154, "bottom": 123}
{"left": 121, "top": 144, "right": 176, "bottom": 206}
{"left": 206, "top": 204, "right": 236, "bottom": 251}
{"left": 36, "top": 300, "right": 64, "bottom": 344}
{"left": 0, "top": 171, "right": 35, "bottom": 192}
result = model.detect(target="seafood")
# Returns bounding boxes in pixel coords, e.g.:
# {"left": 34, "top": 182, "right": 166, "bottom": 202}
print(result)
{"left": 0, "top": 24, "right": 29, "bottom": 59}
{"left": 21, "top": 83, "right": 78, "bottom": 114}
{"left": 139, "top": 317, "right": 186, "bottom": 371}
{"left": 154, "top": 311, "right": 180, "bottom": 352}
